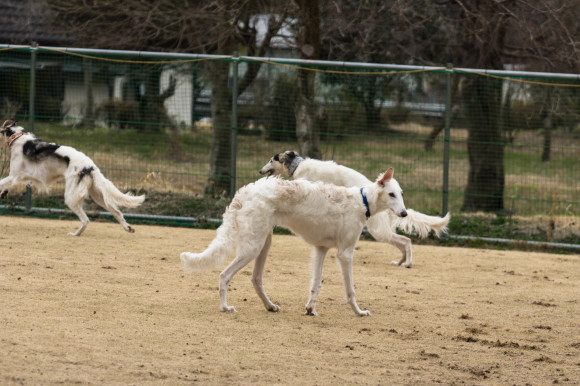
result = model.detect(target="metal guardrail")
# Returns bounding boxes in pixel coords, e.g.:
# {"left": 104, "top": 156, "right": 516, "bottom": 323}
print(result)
{"left": 2, "top": 43, "right": 579, "bottom": 79}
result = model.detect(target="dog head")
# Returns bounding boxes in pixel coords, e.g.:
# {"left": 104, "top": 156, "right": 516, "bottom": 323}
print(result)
{"left": 259, "top": 150, "right": 300, "bottom": 177}
{"left": 376, "top": 168, "right": 407, "bottom": 217}
{"left": 0, "top": 120, "right": 22, "bottom": 146}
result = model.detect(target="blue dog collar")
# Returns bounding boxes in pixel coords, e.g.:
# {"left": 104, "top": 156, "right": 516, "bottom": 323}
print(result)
{"left": 288, "top": 156, "right": 304, "bottom": 177}
{"left": 360, "top": 187, "right": 370, "bottom": 218}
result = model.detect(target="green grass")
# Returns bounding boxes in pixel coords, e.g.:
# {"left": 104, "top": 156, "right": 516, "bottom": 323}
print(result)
{"left": 34, "top": 122, "right": 211, "bottom": 161}
{"left": 1, "top": 122, "right": 578, "bottom": 246}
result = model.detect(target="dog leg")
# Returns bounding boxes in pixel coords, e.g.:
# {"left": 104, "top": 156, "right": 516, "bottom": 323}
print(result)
{"left": 305, "top": 246, "right": 328, "bottom": 316}
{"left": 366, "top": 213, "right": 413, "bottom": 268}
{"left": 90, "top": 187, "right": 134, "bottom": 233}
{"left": 65, "top": 196, "right": 90, "bottom": 237}
{"left": 336, "top": 248, "right": 370, "bottom": 317}
{"left": 67, "top": 204, "right": 90, "bottom": 236}
{"left": 251, "top": 233, "right": 280, "bottom": 312}
{"left": 0, "top": 176, "right": 14, "bottom": 199}
{"left": 106, "top": 206, "right": 134, "bottom": 233}
{"left": 218, "top": 241, "right": 267, "bottom": 313}
{"left": 389, "top": 234, "right": 413, "bottom": 268}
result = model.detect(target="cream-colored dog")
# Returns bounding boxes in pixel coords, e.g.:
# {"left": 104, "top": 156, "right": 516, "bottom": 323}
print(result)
{"left": 181, "top": 168, "right": 408, "bottom": 316}
{"left": 260, "top": 150, "right": 450, "bottom": 268}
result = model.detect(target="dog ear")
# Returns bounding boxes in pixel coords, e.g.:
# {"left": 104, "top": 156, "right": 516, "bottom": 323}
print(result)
{"left": 377, "top": 168, "right": 394, "bottom": 186}
{"left": 1, "top": 119, "right": 16, "bottom": 131}
{"left": 282, "top": 150, "right": 297, "bottom": 166}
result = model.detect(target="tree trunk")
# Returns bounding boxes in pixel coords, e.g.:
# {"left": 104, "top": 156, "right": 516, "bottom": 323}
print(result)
{"left": 461, "top": 76, "right": 505, "bottom": 212}
{"left": 541, "top": 90, "right": 552, "bottom": 162}
{"left": 425, "top": 77, "right": 459, "bottom": 150}
{"left": 204, "top": 60, "right": 232, "bottom": 197}
{"left": 425, "top": 120, "right": 444, "bottom": 151}
{"left": 362, "top": 98, "right": 381, "bottom": 131}
{"left": 294, "top": 0, "right": 321, "bottom": 159}
{"left": 140, "top": 68, "right": 176, "bottom": 130}
{"left": 457, "top": 0, "right": 508, "bottom": 213}
{"left": 295, "top": 91, "right": 322, "bottom": 159}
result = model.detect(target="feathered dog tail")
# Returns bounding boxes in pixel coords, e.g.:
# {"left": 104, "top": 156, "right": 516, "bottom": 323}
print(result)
{"left": 92, "top": 169, "right": 145, "bottom": 209}
{"left": 391, "top": 210, "right": 450, "bottom": 238}
{"left": 366, "top": 210, "right": 450, "bottom": 241}
{"left": 180, "top": 209, "right": 237, "bottom": 273}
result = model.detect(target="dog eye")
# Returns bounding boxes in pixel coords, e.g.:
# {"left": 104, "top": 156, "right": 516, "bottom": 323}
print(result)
{"left": 389, "top": 193, "right": 396, "bottom": 198}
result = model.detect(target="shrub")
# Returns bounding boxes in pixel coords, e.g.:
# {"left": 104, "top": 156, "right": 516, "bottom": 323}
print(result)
{"left": 95, "top": 99, "right": 140, "bottom": 129}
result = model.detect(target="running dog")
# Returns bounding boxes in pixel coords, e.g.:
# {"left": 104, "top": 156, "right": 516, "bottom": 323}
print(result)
{"left": 259, "top": 150, "right": 450, "bottom": 268}
{"left": 0, "top": 120, "right": 145, "bottom": 236}
{"left": 181, "top": 168, "right": 405, "bottom": 316}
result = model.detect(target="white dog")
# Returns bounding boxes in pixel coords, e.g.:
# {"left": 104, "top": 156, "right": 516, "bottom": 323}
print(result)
{"left": 181, "top": 168, "right": 407, "bottom": 316}
{"left": 0, "top": 120, "right": 145, "bottom": 236}
{"left": 259, "top": 150, "right": 450, "bottom": 268}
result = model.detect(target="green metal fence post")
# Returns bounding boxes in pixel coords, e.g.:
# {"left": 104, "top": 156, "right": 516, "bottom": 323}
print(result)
{"left": 26, "top": 42, "right": 38, "bottom": 212}
{"left": 442, "top": 64, "right": 453, "bottom": 217}
{"left": 230, "top": 52, "right": 239, "bottom": 198}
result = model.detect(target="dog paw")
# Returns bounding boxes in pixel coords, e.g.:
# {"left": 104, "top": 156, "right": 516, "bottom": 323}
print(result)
{"left": 390, "top": 260, "right": 402, "bottom": 266}
{"left": 126, "top": 226, "right": 135, "bottom": 233}
{"left": 305, "top": 307, "right": 318, "bottom": 316}
{"left": 220, "top": 305, "right": 237, "bottom": 313}
{"left": 357, "top": 310, "right": 371, "bottom": 317}
{"left": 0, "top": 190, "right": 7, "bottom": 199}
{"left": 68, "top": 232, "right": 80, "bottom": 237}
{"left": 401, "top": 263, "right": 412, "bottom": 268}
{"left": 267, "top": 304, "right": 281, "bottom": 312}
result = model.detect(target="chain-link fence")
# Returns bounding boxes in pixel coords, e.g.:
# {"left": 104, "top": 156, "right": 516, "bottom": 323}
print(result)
{"left": 1, "top": 45, "right": 579, "bottom": 247}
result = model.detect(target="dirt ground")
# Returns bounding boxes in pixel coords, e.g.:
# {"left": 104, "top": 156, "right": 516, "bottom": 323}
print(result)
{"left": 0, "top": 215, "right": 578, "bottom": 385}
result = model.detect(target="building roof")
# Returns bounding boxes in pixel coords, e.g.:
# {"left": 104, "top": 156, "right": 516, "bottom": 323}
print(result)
{"left": 0, "top": 0, "right": 73, "bottom": 46}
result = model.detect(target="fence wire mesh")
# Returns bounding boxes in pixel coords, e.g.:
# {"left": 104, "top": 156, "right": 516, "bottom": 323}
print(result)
{"left": 1, "top": 45, "right": 579, "bottom": 246}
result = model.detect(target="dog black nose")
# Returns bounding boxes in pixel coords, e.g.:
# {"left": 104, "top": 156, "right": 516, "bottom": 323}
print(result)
{"left": 400, "top": 210, "right": 407, "bottom": 217}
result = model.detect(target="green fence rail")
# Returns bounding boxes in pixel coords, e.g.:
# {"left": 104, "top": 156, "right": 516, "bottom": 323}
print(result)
{"left": 1, "top": 44, "right": 579, "bottom": 247}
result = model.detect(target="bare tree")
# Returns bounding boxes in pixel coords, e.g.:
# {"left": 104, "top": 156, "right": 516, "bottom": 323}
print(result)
{"left": 503, "top": 1, "right": 579, "bottom": 164}
{"left": 443, "top": 0, "right": 578, "bottom": 212}
{"left": 319, "top": 0, "right": 578, "bottom": 213}
{"left": 44, "top": 0, "right": 580, "bottom": 206}
{"left": 442, "top": 1, "right": 508, "bottom": 212}
{"left": 293, "top": 0, "right": 322, "bottom": 159}
{"left": 46, "top": 0, "right": 293, "bottom": 196}
{"left": 319, "top": 1, "right": 453, "bottom": 135}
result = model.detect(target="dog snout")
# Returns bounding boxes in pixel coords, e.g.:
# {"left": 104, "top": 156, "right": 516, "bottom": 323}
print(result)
{"left": 400, "top": 210, "right": 408, "bottom": 217}
{"left": 259, "top": 168, "right": 273, "bottom": 177}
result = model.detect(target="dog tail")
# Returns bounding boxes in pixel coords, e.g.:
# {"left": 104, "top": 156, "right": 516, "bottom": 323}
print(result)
{"left": 180, "top": 208, "right": 237, "bottom": 273}
{"left": 391, "top": 210, "right": 450, "bottom": 238}
{"left": 91, "top": 169, "right": 145, "bottom": 209}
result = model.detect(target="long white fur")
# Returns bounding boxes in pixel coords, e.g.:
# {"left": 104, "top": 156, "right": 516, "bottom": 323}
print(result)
{"left": 0, "top": 122, "right": 145, "bottom": 236}
{"left": 181, "top": 170, "right": 406, "bottom": 316}
{"left": 259, "top": 151, "right": 450, "bottom": 268}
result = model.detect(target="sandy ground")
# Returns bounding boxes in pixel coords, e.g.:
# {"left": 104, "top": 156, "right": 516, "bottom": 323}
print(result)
{"left": 0, "top": 215, "right": 578, "bottom": 385}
